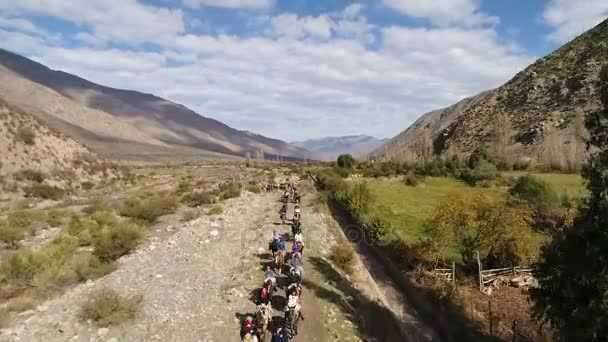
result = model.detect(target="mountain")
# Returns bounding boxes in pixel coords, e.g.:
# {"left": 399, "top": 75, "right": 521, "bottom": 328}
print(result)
{"left": 0, "top": 49, "right": 310, "bottom": 161}
{"left": 378, "top": 18, "right": 608, "bottom": 161}
{"left": 292, "top": 135, "right": 389, "bottom": 161}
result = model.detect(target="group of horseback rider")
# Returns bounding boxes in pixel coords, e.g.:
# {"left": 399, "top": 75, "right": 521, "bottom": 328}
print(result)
{"left": 241, "top": 182, "right": 305, "bottom": 342}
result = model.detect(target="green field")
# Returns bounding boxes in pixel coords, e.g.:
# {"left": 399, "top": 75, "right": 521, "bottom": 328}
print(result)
{"left": 362, "top": 173, "right": 585, "bottom": 243}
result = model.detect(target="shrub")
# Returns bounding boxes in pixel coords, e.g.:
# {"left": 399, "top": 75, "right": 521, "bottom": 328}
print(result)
{"left": 89, "top": 210, "right": 118, "bottom": 227}
{"left": 81, "top": 288, "right": 142, "bottom": 327}
{"left": 181, "top": 209, "right": 200, "bottom": 221}
{"left": 425, "top": 194, "right": 540, "bottom": 268}
{"left": 0, "top": 251, "right": 47, "bottom": 283}
{"left": 245, "top": 182, "right": 261, "bottom": 194}
{"left": 181, "top": 191, "right": 214, "bottom": 207}
{"left": 46, "top": 208, "right": 67, "bottom": 227}
{"left": 72, "top": 253, "right": 116, "bottom": 281}
{"left": 66, "top": 216, "right": 101, "bottom": 246}
{"left": 80, "top": 181, "right": 95, "bottom": 191}
{"left": 118, "top": 195, "right": 177, "bottom": 223}
{"left": 174, "top": 179, "right": 193, "bottom": 195}
{"left": 509, "top": 175, "right": 560, "bottom": 206}
{"left": 403, "top": 173, "right": 424, "bottom": 187}
{"left": 8, "top": 210, "right": 44, "bottom": 231}
{"left": 15, "top": 127, "right": 35, "bottom": 145}
{"left": 329, "top": 244, "right": 356, "bottom": 274}
{"left": 458, "top": 159, "right": 499, "bottom": 186}
{"left": 218, "top": 182, "right": 241, "bottom": 200}
{"left": 93, "top": 222, "right": 144, "bottom": 262}
{"left": 337, "top": 154, "right": 355, "bottom": 169}
{"left": 0, "top": 220, "right": 25, "bottom": 248}
{"left": 23, "top": 184, "right": 65, "bottom": 200}
{"left": 14, "top": 169, "right": 46, "bottom": 183}
{"left": 208, "top": 204, "right": 223, "bottom": 215}
{"left": 82, "top": 198, "right": 111, "bottom": 215}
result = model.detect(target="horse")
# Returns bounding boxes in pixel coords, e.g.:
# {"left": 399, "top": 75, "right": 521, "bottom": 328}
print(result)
{"left": 275, "top": 250, "right": 285, "bottom": 275}
{"left": 256, "top": 303, "right": 274, "bottom": 342}
{"left": 284, "top": 304, "right": 302, "bottom": 339}
{"left": 291, "top": 251, "right": 303, "bottom": 269}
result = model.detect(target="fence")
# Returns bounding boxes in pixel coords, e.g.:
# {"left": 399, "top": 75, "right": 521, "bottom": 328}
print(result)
{"left": 432, "top": 261, "right": 456, "bottom": 284}
{"left": 476, "top": 251, "right": 533, "bottom": 291}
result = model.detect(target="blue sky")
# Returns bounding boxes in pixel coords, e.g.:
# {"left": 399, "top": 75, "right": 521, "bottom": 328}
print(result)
{"left": 0, "top": 0, "right": 607, "bottom": 141}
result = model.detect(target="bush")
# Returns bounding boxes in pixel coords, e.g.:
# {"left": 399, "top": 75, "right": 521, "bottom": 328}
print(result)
{"left": 82, "top": 198, "right": 111, "bottom": 215}
{"left": 14, "top": 169, "right": 46, "bottom": 183}
{"left": 181, "top": 191, "right": 214, "bottom": 207}
{"left": 403, "top": 173, "right": 424, "bottom": 187}
{"left": 80, "top": 181, "right": 95, "bottom": 191}
{"left": 81, "top": 288, "right": 142, "bottom": 327}
{"left": 0, "top": 251, "right": 47, "bottom": 283}
{"left": 425, "top": 194, "right": 540, "bottom": 268}
{"left": 337, "top": 154, "right": 355, "bottom": 169}
{"left": 23, "top": 184, "right": 65, "bottom": 200}
{"left": 72, "top": 253, "right": 116, "bottom": 281}
{"left": 15, "top": 127, "right": 36, "bottom": 145}
{"left": 208, "top": 204, "right": 223, "bottom": 215}
{"left": 46, "top": 208, "right": 67, "bottom": 227}
{"left": 118, "top": 195, "right": 177, "bottom": 223}
{"left": 245, "top": 182, "right": 261, "bottom": 194}
{"left": 458, "top": 159, "right": 499, "bottom": 186}
{"left": 329, "top": 244, "right": 356, "bottom": 274}
{"left": 509, "top": 175, "right": 560, "bottom": 206}
{"left": 0, "top": 220, "right": 25, "bottom": 248}
{"left": 218, "top": 182, "right": 241, "bottom": 200}
{"left": 8, "top": 210, "right": 44, "bottom": 232}
{"left": 181, "top": 209, "right": 200, "bottom": 221}
{"left": 66, "top": 216, "right": 101, "bottom": 246}
{"left": 93, "top": 222, "right": 144, "bottom": 262}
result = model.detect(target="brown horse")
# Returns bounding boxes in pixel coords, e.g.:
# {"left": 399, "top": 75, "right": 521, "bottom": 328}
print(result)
{"left": 275, "top": 250, "right": 285, "bottom": 274}
{"left": 256, "top": 303, "right": 273, "bottom": 342}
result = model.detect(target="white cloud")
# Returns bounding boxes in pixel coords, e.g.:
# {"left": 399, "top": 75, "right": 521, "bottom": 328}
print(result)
{"left": 543, "top": 0, "right": 608, "bottom": 43}
{"left": 270, "top": 14, "right": 333, "bottom": 40}
{"left": 0, "top": 0, "right": 184, "bottom": 44}
{"left": 0, "top": 3, "right": 534, "bottom": 141}
{"left": 0, "top": 16, "right": 48, "bottom": 36}
{"left": 382, "top": 0, "right": 498, "bottom": 27}
{"left": 183, "top": 0, "right": 273, "bottom": 9}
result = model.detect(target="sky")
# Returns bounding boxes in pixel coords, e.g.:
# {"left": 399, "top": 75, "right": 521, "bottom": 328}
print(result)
{"left": 0, "top": 0, "right": 607, "bottom": 142}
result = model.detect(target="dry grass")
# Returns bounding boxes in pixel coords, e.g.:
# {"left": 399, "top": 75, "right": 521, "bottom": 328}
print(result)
{"left": 208, "top": 204, "right": 223, "bottom": 215}
{"left": 329, "top": 244, "right": 356, "bottom": 274}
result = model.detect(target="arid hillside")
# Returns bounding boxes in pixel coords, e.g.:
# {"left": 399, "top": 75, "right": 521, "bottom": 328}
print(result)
{"left": 378, "top": 18, "right": 608, "bottom": 162}
{"left": 0, "top": 49, "right": 310, "bottom": 161}
{"left": 0, "top": 98, "right": 95, "bottom": 177}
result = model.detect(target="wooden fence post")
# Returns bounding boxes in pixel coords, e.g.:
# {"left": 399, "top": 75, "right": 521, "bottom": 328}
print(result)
{"left": 452, "top": 261, "right": 456, "bottom": 285}
{"left": 488, "top": 297, "right": 493, "bottom": 335}
{"left": 477, "top": 251, "right": 483, "bottom": 291}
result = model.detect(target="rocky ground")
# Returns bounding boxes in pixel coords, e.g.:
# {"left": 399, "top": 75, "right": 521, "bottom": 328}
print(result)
{"left": 1, "top": 178, "right": 439, "bottom": 342}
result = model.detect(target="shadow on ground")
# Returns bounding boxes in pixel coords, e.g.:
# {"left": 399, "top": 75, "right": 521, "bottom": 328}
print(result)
{"left": 304, "top": 256, "right": 407, "bottom": 341}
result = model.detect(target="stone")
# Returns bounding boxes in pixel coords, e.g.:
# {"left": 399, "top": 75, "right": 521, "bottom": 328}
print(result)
{"left": 210, "top": 230, "right": 219, "bottom": 237}
{"left": 37, "top": 304, "right": 49, "bottom": 312}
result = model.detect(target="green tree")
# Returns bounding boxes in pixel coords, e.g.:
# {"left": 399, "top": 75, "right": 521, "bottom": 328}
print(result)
{"left": 531, "top": 65, "right": 608, "bottom": 341}
{"left": 336, "top": 154, "right": 355, "bottom": 169}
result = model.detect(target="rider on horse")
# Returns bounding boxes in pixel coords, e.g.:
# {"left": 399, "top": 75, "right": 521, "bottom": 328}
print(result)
{"left": 264, "top": 266, "right": 277, "bottom": 289}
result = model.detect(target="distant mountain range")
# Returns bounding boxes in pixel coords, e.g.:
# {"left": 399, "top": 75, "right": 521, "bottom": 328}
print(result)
{"left": 0, "top": 49, "right": 311, "bottom": 162}
{"left": 377, "top": 18, "right": 608, "bottom": 161}
{"left": 292, "top": 135, "right": 388, "bottom": 161}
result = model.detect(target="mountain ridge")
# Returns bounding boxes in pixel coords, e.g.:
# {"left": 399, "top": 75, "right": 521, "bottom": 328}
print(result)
{"left": 0, "top": 48, "right": 311, "bottom": 161}
{"left": 377, "top": 18, "right": 608, "bottom": 163}
{"left": 293, "top": 135, "right": 388, "bottom": 160}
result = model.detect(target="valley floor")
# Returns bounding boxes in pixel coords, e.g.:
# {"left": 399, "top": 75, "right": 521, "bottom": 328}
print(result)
{"left": 0, "top": 176, "right": 438, "bottom": 342}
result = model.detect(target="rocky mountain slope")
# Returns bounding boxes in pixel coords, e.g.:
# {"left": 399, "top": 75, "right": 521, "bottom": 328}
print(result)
{"left": 293, "top": 135, "right": 388, "bottom": 160}
{"left": 0, "top": 49, "right": 310, "bottom": 161}
{"left": 378, "top": 18, "right": 608, "bottom": 160}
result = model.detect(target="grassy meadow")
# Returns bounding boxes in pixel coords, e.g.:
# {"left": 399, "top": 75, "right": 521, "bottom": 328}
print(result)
{"left": 361, "top": 173, "right": 586, "bottom": 245}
